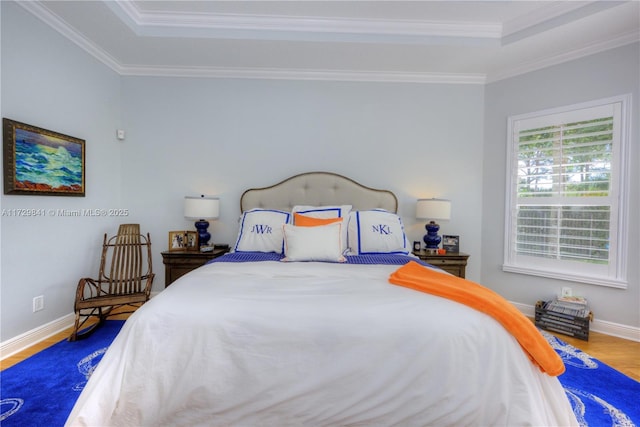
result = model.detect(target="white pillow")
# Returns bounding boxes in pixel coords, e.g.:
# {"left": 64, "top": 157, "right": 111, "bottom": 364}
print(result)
{"left": 233, "top": 209, "right": 291, "bottom": 254}
{"left": 282, "top": 222, "right": 346, "bottom": 262}
{"left": 292, "top": 205, "right": 352, "bottom": 253}
{"left": 348, "top": 210, "right": 409, "bottom": 255}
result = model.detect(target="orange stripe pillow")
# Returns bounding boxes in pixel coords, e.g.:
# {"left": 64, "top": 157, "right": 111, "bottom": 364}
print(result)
{"left": 294, "top": 213, "right": 343, "bottom": 227}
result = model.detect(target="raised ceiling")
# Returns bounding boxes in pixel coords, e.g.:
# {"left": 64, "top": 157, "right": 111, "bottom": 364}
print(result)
{"left": 17, "top": 1, "right": 640, "bottom": 83}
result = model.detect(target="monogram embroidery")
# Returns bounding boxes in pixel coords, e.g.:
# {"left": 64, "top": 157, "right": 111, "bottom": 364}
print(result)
{"left": 251, "top": 224, "right": 273, "bottom": 234}
{"left": 372, "top": 224, "right": 392, "bottom": 235}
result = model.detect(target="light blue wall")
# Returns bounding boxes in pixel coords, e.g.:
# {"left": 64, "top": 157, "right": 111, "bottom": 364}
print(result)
{"left": 482, "top": 43, "right": 640, "bottom": 328}
{"left": 119, "top": 77, "right": 485, "bottom": 288}
{"left": 1, "top": 2, "right": 123, "bottom": 340}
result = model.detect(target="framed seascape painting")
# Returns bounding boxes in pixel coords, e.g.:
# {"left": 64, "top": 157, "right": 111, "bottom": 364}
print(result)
{"left": 3, "top": 118, "right": 85, "bottom": 196}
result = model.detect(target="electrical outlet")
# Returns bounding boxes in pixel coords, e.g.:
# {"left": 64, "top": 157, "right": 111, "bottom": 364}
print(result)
{"left": 561, "top": 287, "right": 572, "bottom": 298}
{"left": 33, "top": 295, "right": 44, "bottom": 312}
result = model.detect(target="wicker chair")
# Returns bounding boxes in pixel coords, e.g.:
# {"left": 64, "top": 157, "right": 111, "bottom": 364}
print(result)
{"left": 69, "top": 224, "right": 154, "bottom": 341}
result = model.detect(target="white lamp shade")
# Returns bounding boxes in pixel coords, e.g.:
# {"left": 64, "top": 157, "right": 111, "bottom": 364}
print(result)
{"left": 416, "top": 199, "right": 451, "bottom": 220}
{"left": 184, "top": 196, "right": 220, "bottom": 220}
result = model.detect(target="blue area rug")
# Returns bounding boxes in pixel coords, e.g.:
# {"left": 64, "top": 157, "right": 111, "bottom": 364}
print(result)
{"left": 1, "top": 321, "right": 638, "bottom": 426}
{"left": 0, "top": 321, "right": 124, "bottom": 426}
{"left": 541, "top": 330, "right": 640, "bottom": 426}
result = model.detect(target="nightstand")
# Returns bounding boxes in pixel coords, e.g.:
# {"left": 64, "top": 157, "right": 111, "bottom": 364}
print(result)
{"left": 161, "top": 247, "right": 229, "bottom": 287}
{"left": 412, "top": 250, "right": 470, "bottom": 278}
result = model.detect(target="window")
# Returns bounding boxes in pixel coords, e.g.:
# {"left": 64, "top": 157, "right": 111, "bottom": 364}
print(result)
{"left": 503, "top": 95, "right": 630, "bottom": 288}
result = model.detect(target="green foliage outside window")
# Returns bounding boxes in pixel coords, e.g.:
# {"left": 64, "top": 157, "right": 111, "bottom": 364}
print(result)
{"left": 514, "top": 117, "right": 613, "bottom": 264}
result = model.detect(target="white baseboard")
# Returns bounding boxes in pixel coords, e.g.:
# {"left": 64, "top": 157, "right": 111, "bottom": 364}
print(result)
{"left": 511, "top": 301, "right": 640, "bottom": 342}
{"left": 0, "top": 313, "right": 75, "bottom": 361}
{"left": 0, "top": 294, "right": 160, "bottom": 361}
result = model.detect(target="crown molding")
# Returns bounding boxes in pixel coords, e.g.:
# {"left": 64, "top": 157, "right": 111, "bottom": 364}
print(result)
{"left": 16, "top": 1, "right": 123, "bottom": 74}
{"left": 17, "top": 0, "right": 488, "bottom": 84}
{"left": 502, "top": 1, "right": 628, "bottom": 45}
{"left": 108, "top": 1, "right": 502, "bottom": 41}
{"left": 487, "top": 29, "right": 640, "bottom": 83}
{"left": 106, "top": 0, "right": 628, "bottom": 45}
{"left": 120, "top": 65, "right": 487, "bottom": 85}
{"left": 15, "top": 1, "right": 639, "bottom": 85}
{"left": 502, "top": 1, "right": 588, "bottom": 37}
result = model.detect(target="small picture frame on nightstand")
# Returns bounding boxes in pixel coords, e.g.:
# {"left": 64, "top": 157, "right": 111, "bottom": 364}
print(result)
{"left": 442, "top": 235, "right": 459, "bottom": 253}
{"left": 185, "top": 231, "right": 198, "bottom": 250}
{"left": 168, "top": 230, "right": 198, "bottom": 252}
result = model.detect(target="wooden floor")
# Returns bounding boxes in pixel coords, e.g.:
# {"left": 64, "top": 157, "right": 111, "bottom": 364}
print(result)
{"left": 550, "top": 329, "right": 640, "bottom": 381}
{"left": 1, "top": 310, "right": 131, "bottom": 371}
{"left": 2, "top": 314, "right": 639, "bottom": 382}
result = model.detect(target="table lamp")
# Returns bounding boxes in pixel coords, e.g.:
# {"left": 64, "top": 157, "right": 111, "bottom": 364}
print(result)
{"left": 184, "top": 195, "right": 220, "bottom": 247}
{"left": 416, "top": 198, "right": 451, "bottom": 253}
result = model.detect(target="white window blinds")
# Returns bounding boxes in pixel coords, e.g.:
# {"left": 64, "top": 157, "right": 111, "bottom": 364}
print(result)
{"left": 504, "top": 96, "right": 629, "bottom": 288}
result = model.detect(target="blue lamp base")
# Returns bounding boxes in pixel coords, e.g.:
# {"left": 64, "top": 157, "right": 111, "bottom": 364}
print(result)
{"left": 194, "top": 220, "right": 211, "bottom": 247}
{"left": 423, "top": 221, "right": 441, "bottom": 251}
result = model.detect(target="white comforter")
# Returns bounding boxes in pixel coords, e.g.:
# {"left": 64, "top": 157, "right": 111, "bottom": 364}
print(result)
{"left": 66, "top": 260, "right": 577, "bottom": 426}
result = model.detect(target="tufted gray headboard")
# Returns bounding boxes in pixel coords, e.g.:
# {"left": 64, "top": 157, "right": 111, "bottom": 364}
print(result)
{"left": 240, "top": 172, "right": 398, "bottom": 213}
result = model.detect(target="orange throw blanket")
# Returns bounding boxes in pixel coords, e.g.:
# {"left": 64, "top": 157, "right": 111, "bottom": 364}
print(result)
{"left": 389, "top": 261, "right": 565, "bottom": 376}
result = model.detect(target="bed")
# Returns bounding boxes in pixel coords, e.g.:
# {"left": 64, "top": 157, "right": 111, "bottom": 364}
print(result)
{"left": 66, "top": 172, "right": 578, "bottom": 426}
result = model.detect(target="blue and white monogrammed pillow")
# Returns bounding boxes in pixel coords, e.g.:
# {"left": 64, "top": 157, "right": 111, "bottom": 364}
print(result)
{"left": 348, "top": 209, "right": 409, "bottom": 255}
{"left": 233, "top": 209, "right": 291, "bottom": 254}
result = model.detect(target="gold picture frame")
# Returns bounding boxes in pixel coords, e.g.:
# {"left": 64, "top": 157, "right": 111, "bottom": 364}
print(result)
{"left": 185, "top": 231, "right": 198, "bottom": 250}
{"left": 3, "top": 118, "right": 85, "bottom": 196}
{"left": 168, "top": 230, "right": 199, "bottom": 252}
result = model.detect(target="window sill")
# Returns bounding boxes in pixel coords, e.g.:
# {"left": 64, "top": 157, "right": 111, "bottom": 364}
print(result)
{"left": 502, "top": 264, "right": 627, "bottom": 289}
